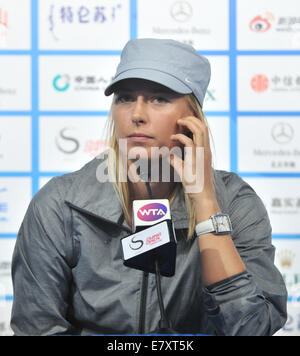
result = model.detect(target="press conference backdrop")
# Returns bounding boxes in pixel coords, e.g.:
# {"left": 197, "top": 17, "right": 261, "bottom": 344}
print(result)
{"left": 0, "top": 0, "right": 300, "bottom": 336}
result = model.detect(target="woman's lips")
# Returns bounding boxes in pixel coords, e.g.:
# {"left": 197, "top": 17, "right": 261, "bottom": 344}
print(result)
{"left": 127, "top": 134, "right": 154, "bottom": 143}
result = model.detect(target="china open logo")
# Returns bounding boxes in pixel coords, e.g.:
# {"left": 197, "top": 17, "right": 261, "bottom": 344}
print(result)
{"left": 137, "top": 203, "right": 167, "bottom": 222}
{"left": 251, "top": 74, "right": 269, "bottom": 93}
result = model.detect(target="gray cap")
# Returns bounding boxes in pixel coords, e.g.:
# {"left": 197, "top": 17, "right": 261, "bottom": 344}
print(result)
{"left": 105, "top": 38, "right": 211, "bottom": 108}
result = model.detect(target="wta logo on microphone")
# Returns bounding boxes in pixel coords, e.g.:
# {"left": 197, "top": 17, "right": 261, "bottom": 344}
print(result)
{"left": 133, "top": 199, "right": 171, "bottom": 229}
{"left": 123, "top": 199, "right": 177, "bottom": 276}
{"left": 137, "top": 203, "right": 168, "bottom": 222}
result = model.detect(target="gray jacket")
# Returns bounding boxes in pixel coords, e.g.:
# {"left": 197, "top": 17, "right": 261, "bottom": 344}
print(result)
{"left": 11, "top": 157, "right": 287, "bottom": 336}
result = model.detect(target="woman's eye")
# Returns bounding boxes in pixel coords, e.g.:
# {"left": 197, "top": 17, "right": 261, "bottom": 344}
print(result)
{"left": 115, "top": 94, "right": 133, "bottom": 103}
{"left": 152, "top": 96, "right": 169, "bottom": 104}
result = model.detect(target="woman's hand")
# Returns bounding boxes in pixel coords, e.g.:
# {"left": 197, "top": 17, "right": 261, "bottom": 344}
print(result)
{"left": 170, "top": 117, "right": 246, "bottom": 287}
{"left": 169, "top": 116, "right": 220, "bottom": 215}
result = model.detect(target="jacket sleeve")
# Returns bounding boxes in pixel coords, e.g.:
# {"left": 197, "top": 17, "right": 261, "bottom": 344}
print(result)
{"left": 10, "top": 177, "right": 76, "bottom": 336}
{"left": 202, "top": 174, "right": 288, "bottom": 336}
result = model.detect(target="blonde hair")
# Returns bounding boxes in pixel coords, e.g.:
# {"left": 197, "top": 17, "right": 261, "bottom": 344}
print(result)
{"left": 107, "top": 94, "right": 212, "bottom": 240}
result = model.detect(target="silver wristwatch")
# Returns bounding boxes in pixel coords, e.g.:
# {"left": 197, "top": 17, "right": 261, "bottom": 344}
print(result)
{"left": 195, "top": 214, "right": 232, "bottom": 236}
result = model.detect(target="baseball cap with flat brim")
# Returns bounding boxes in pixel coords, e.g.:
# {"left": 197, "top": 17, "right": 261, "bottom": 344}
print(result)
{"left": 104, "top": 38, "right": 211, "bottom": 108}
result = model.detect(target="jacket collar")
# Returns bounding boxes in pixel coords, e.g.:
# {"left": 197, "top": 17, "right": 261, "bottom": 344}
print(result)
{"left": 64, "top": 156, "right": 227, "bottom": 232}
{"left": 64, "top": 157, "right": 125, "bottom": 227}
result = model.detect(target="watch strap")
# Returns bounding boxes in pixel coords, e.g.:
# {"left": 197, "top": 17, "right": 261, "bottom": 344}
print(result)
{"left": 195, "top": 218, "right": 215, "bottom": 236}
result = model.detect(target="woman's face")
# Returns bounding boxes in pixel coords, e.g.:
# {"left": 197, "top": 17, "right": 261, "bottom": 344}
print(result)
{"left": 111, "top": 78, "right": 193, "bottom": 160}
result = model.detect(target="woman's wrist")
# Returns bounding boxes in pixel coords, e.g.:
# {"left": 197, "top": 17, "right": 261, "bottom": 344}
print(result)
{"left": 192, "top": 191, "right": 221, "bottom": 224}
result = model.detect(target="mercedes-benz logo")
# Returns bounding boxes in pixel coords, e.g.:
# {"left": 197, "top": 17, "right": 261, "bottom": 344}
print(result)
{"left": 170, "top": 1, "right": 193, "bottom": 23}
{"left": 271, "top": 122, "right": 294, "bottom": 144}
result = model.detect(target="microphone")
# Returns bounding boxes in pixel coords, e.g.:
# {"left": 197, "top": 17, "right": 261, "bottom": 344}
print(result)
{"left": 120, "top": 179, "right": 179, "bottom": 334}
{"left": 121, "top": 199, "right": 177, "bottom": 277}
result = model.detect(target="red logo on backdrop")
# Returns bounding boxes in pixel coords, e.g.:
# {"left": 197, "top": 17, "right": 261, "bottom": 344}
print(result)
{"left": 250, "top": 15, "right": 272, "bottom": 33}
{"left": 0, "top": 8, "right": 9, "bottom": 40}
{"left": 251, "top": 75, "right": 270, "bottom": 92}
{"left": 0, "top": 9, "right": 8, "bottom": 29}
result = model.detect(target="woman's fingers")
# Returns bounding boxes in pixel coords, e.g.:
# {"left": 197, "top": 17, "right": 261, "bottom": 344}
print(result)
{"left": 177, "top": 116, "right": 210, "bottom": 149}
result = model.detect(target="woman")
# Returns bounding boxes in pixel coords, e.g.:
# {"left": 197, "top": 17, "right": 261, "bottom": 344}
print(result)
{"left": 11, "top": 39, "right": 287, "bottom": 336}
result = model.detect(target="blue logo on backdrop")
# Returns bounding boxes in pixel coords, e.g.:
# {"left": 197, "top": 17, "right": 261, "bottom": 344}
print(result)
{"left": 53, "top": 74, "right": 71, "bottom": 92}
{"left": 282, "top": 310, "right": 300, "bottom": 334}
{"left": 52, "top": 74, "right": 114, "bottom": 92}
{"left": 0, "top": 135, "right": 3, "bottom": 160}
{"left": 0, "top": 187, "right": 8, "bottom": 223}
{"left": 49, "top": 3, "right": 123, "bottom": 41}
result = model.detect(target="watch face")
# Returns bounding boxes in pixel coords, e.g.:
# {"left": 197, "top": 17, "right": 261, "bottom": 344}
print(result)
{"left": 214, "top": 214, "right": 232, "bottom": 234}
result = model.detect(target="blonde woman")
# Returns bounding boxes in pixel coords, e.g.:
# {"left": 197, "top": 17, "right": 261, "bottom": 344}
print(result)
{"left": 11, "top": 39, "right": 287, "bottom": 336}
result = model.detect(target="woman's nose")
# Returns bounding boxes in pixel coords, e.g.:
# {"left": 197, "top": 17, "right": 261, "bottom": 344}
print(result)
{"left": 132, "top": 96, "right": 148, "bottom": 125}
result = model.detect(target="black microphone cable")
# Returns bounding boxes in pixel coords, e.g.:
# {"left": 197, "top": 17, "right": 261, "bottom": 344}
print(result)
{"left": 154, "top": 259, "right": 171, "bottom": 330}
{"left": 144, "top": 181, "right": 173, "bottom": 333}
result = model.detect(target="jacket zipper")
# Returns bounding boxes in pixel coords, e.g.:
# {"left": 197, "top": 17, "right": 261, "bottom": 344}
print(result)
{"left": 138, "top": 272, "right": 149, "bottom": 334}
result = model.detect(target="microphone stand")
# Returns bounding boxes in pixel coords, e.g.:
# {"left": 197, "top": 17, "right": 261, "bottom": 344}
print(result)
{"left": 144, "top": 181, "right": 178, "bottom": 335}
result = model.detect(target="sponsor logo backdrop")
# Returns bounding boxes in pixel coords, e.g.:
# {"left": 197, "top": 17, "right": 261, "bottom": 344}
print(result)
{"left": 0, "top": 0, "right": 299, "bottom": 335}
